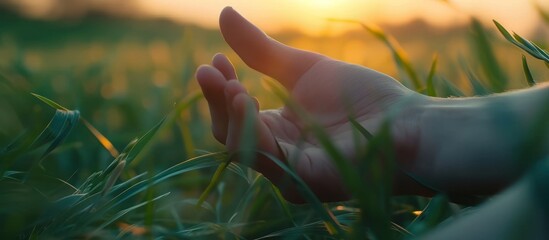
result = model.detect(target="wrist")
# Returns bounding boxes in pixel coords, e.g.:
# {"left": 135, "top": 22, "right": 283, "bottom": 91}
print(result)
{"left": 491, "top": 83, "right": 549, "bottom": 164}
{"left": 410, "top": 95, "right": 524, "bottom": 195}
{"left": 393, "top": 84, "right": 549, "bottom": 197}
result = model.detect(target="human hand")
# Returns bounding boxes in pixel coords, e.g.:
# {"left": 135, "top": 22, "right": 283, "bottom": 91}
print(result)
{"left": 196, "top": 7, "right": 431, "bottom": 202}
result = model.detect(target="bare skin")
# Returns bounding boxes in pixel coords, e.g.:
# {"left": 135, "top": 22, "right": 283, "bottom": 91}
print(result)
{"left": 196, "top": 7, "right": 549, "bottom": 202}
{"left": 423, "top": 175, "right": 548, "bottom": 239}
{"left": 194, "top": 7, "right": 549, "bottom": 239}
{"left": 196, "top": 7, "right": 429, "bottom": 202}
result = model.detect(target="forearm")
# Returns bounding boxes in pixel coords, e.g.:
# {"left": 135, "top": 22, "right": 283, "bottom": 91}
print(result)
{"left": 412, "top": 83, "right": 549, "bottom": 196}
{"left": 483, "top": 82, "right": 549, "bottom": 162}
{"left": 422, "top": 171, "right": 549, "bottom": 240}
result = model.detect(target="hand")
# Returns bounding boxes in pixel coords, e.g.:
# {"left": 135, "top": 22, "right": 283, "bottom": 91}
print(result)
{"left": 196, "top": 7, "right": 430, "bottom": 202}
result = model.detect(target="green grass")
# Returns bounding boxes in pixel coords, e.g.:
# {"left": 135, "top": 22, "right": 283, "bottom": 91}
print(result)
{"left": 1, "top": 5, "right": 549, "bottom": 239}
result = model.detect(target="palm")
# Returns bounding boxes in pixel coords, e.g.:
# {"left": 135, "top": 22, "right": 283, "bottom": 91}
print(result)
{"left": 197, "top": 7, "right": 418, "bottom": 202}
{"left": 257, "top": 58, "right": 412, "bottom": 199}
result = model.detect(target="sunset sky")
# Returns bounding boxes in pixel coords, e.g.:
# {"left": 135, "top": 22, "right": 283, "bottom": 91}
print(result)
{"left": 136, "top": 0, "right": 548, "bottom": 36}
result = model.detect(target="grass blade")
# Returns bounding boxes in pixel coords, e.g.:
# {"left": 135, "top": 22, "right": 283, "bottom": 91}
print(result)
{"left": 407, "top": 194, "right": 454, "bottom": 236}
{"left": 31, "top": 109, "right": 80, "bottom": 161}
{"left": 197, "top": 157, "right": 231, "bottom": 206}
{"left": 264, "top": 76, "right": 398, "bottom": 238}
{"left": 513, "top": 33, "right": 549, "bottom": 61}
{"left": 328, "top": 19, "right": 422, "bottom": 90}
{"left": 522, "top": 55, "right": 536, "bottom": 87}
{"left": 59, "top": 153, "right": 226, "bottom": 232}
{"left": 131, "top": 91, "right": 202, "bottom": 166}
{"left": 175, "top": 91, "right": 203, "bottom": 158}
{"left": 461, "top": 64, "right": 491, "bottom": 96}
{"left": 425, "top": 54, "right": 438, "bottom": 97}
{"left": 256, "top": 221, "right": 330, "bottom": 239}
{"left": 493, "top": 20, "right": 549, "bottom": 64}
{"left": 439, "top": 77, "right": 465, "bottom": 97}
{"left": 29, "top": 93, "right": 80, "bottom": 160}
{"left": 470, "top": 18, "right": 507, "bottom": 92}
{"left": 349, "top": 120, "right": 396, "bottom": 240}
{"left": 31, "top": 93, "right": 68, "bottom": 111}
{"left": 125, "top": 117, "right": 165, "bottom": 165}
{"left": 81, "top": 118, "right": 119, "bottom": 158}
{"left": 197, "top": 88, "right": 258, "bottom": 207}
{"left": 257, "top": 151, "right": 346, "bottom": 238}
{"left": 92, "top": 192, "right": 171, "bottom": 234}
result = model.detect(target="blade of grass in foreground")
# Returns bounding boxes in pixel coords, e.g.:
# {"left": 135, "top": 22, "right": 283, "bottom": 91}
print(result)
{"left": 267, "top": 74, "right": 398, "bottom": 238}
{"left": 522, "top": 55, "right": 536, "bottom": 87}
{"left": 328, "top": 19, "right": 422, "bottom": 91}
{"left": 197, "top": 90, "right": 257, "bottom": 207}
{"left": 197, "top": 156, "right": 231, "bottom": 206}
{"left": 29, "top": 110, "right": 78, "bottom": 154}
{"left": 257, "top": 151, "right": 346, "bottom": 238}
{"left": 494, "top": 20, "right": 549, "bottom": 65}
{"left": 92, "top": 192, "right": 171, "bottom": 235}
{"left": 36, "top": 91, "right": 121, "bottom": 159}
{"left": 92, "top": 152, "right": 227, "bottom": 217}
{"left": 271, "top": 185, "right": 298, "bottom": 226}
{"left": 49, "top": 152, "right": 227, "bottom": 235}
{"left": 460, "top": 62, "right": 491, "bottom": 96}
{"left": 425, "top": 54, "right": 438, "bottom": 97}
{"left": 256, "top": 221, "right": 330, "bottom": 239}
{"left": 407, "top": 194, "right": 454, "bottom": 236}
{"left": 81, "top": 118, "right": 119, "bottom": 158}
{"left": 227, "top": 174, "right": 267, "bottom": 225}
{"left": 263, "top": 77, "right": 377, "bottom": 238}
{"left": 124, "top": 117, "right": 165, "bottom": 165}
{"left": 30, "top": 93, "right": 80, "bottom": 162}
{"left": 439, "top": 77, "right": 465, "bottom": 97}
{"left": 349, "top": 119, "right": 397, "bottom": 239}
{"left": 31, "top": 93, "right": 69, "bottom": 111}
{"left": 36, "top": 108, "right": 218, "bottom": 236}
{"left": 470, "top": 19, "right": 507, "bottom": 92}
{"left": 131, "top": 91, "right": 202, "bottom": 166}
{"left": 175, "top": 91, "right": 203, "bottom": 158}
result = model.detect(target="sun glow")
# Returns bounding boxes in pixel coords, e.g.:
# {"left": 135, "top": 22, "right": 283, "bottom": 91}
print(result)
{"left": 297, "top": 0, "right": 340, "bottom": 10}
{"left": 286, "top": 0, "right": 379, "bottom": 35}
{"left": 137, "top": 0, "right": 540, "bottom": 37}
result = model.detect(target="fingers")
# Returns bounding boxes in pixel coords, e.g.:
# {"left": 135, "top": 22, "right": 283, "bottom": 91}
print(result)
{"left": 219, "top": 7, "right": 325, "bottom": 89}
{"left": 224, "top": 80, "right": 275, "bottom": 152}
{"left": 212, "top": 53, "right": 237, "bottom": 80}
{"left": 224, "top": 80, "right": 250, "bottom": 151}
{"left": 224, "top": 80, "right": 286, "bottom": 178}
{"left": 196, "top": 54, "right": 236, "bottom": 143}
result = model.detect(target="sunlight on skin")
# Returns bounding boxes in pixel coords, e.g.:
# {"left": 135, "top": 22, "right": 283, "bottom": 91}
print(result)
{"left": 196, "top": 6, "right": 549, "bottom": 204}
{"left": 196, "top": 7, "right": 435, "bottom": 202}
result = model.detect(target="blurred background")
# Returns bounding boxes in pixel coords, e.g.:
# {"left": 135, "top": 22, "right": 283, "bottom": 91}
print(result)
{"left": 1, "top": 0, "right": 549, "bottom": 186}
{"left": 1, "top": 0, "right": 549, "bottom": 192}
{"left": 1, "top": 0, "right": 549, "bottom": 237}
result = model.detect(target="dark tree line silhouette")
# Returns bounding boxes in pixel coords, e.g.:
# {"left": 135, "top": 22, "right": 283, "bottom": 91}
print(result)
{"left": 0, "top": 0, "right": 140, "bottom": 19}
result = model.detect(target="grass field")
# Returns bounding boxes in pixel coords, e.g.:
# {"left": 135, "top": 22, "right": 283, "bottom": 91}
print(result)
{"left": 1, "top": 5, "right": 548, "bottom": 239}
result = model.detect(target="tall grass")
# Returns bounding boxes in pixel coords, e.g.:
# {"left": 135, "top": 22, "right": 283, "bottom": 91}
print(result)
{"left": 1, "top": 5, "right": 549, "bottom": 239}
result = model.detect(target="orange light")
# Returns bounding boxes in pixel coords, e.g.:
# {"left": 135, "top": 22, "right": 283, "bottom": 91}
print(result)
{"left": 117, "top": 222, "right": 148, "bottom": 236}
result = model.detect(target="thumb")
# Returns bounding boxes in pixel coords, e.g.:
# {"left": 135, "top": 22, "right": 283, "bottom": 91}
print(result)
{"left": 219, "top": 7, "right": 325, "bottom": 89}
